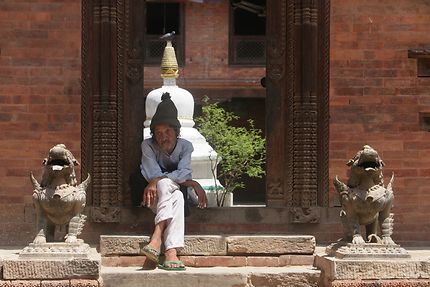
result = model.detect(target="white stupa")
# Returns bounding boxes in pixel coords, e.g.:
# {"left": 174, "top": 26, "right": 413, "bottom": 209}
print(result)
{"left": 143, "top": 40, "right": 231, "bottom": 207}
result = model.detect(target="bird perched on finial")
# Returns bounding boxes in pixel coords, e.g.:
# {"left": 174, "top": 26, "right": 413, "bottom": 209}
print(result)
{"left": 160, "top": 31, "right": 175, "bottom": 41}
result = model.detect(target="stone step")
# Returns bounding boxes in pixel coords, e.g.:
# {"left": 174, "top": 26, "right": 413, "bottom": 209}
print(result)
{"left": 101, "top": 266, "right": 321, "bottom": 287}
{"left": 100, "top": 235, "right": 316, "bottom": 257}
{"left": 101, "top": 254, "right": 315, "bottom": 268}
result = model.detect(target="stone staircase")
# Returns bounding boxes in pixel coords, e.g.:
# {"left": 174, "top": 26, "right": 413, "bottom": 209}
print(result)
{"left": 99, "top": 235, "right": 321, "bottom": 287}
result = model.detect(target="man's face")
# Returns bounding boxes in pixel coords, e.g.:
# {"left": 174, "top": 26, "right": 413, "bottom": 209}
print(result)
{"left": 153, "top": 124, "right": 177, "bottom": 154}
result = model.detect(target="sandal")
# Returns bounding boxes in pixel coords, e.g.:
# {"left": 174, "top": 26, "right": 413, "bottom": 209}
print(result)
{"left": 158, "top": 260, "right": 186, "bottom": 271}
{"left": 141, "top": 244, "right": 160, "bottom": 263}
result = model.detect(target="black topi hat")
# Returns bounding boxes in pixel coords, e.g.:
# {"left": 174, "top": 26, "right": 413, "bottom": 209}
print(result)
{"left": 150, "top": 92, "right": 181, "bottom": 133}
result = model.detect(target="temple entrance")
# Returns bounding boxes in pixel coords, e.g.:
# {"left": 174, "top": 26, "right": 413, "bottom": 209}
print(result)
{"left": 81, "top": 0, "right": 330, "bottom": 225}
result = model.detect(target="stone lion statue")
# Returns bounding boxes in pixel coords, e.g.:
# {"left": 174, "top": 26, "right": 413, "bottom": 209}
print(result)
{"left": 30, "top": 144, "right": 90, "bottom": 244}
{"left": 333, "top": 145, "right": 395, "bottom": 245}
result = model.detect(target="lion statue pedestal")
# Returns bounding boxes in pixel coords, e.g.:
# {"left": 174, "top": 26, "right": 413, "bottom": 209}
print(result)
{"left": 314, "top": 145, "right": 430, "bottom": 286}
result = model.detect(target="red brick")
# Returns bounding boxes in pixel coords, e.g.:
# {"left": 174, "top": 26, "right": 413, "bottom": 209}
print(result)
{"left": 194, "top": 256, "right": 247, "bottom": 267}
{"left": 70, "top": 280, "right": 99, "bottom": 287}
{"left": 178, "top": 256, "right": 196, "bottom": 267}
{"left": 101, "top": 256, "right": 148, "bottom": 267}
{"left": 246, "top": 256, "right": 280, "bottom": 267}
{"left": 40, "top": 281, "right": 70, "bottom": 287}
{"left": 2, "top": 281, "right": 41, "bottom": 287}
{"left": 279, "top": 255, "right": 315, "bottom": 266}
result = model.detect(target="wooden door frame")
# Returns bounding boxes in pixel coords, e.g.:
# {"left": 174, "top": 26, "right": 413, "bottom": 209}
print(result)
{"left": 81, "top": 0, "right": 330, "bottom": 224}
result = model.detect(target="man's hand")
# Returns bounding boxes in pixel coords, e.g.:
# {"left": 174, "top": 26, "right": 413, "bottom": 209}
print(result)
{"left": 143, "top": 177, "right": 164, "bottom": 207}
{"left": 182, "top": 180, "right": 208, "bottom": 209}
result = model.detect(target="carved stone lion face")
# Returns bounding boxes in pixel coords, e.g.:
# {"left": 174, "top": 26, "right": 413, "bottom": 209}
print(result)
{"left": 43, "top": 144, "right": 79, "bottom": 170}
{"left": 41, "top": 144, "right": 79, "bottom": 186}
{"left": 347, "top": 145, "right": 384, "bottom": 173}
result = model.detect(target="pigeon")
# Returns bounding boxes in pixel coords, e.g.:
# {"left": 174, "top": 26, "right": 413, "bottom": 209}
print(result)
{"left": 160, "top": 31, "right": 176, "bottom": 40}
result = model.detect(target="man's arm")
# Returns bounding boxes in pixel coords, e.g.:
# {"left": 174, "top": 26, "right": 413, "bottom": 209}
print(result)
{"left": 181, "top": 180, "right": 208, "bottom": 209}
{"left": 140, "top": 140, "right": 166, "bottom": 207}
{"left": 140, "top": 140, "right": 165, "bottom": 181}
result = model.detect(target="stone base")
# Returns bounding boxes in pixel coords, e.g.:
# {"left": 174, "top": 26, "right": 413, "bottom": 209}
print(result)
{"left": 3, "top": 247, "right": 100, "bottom": 280}
{"left": 326, "top": 242, "right": 410, "bottom": 259}
{"left": 328, "top": 279, "right": 430, "bottom": 287}
{"left": 99, "top": 235, "right": 316, "bottom": 257}
{"left": 19, "top": 242, "right": 91, "bottom": 259}
{"left": 314, "top": 254, "right": 430, "bottom": 282}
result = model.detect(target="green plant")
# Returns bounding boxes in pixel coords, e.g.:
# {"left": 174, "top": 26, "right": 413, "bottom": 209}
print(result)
{"left": 195, "top": 96, "right": 266, "bottom": 206}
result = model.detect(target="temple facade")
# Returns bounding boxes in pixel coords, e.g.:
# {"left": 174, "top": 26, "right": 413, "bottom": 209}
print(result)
{"left": 0, "top": 0, "right": 429, "bottom": 247}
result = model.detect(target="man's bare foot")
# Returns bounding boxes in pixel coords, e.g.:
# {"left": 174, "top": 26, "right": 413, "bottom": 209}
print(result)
{"left": 164, "top": 248, "right": 180, "bottom": 261}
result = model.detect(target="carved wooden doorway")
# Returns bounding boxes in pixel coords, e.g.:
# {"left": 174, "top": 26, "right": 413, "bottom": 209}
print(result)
{"left": 81, "top": 0, "right": 330, "bottom": 224}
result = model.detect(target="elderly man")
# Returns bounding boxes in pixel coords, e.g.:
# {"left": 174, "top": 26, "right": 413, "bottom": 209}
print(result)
{"left": 140, "top": 92, "right": 207, "bottom": 271}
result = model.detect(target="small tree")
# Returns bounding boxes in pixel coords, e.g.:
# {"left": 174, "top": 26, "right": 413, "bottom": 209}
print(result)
{"left": 195, "top": 97, "right": 265, "bottom": 206}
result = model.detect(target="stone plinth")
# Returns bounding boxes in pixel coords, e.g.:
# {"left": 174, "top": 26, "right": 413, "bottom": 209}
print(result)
{"left": 19, "top": 242, "right": 91, "bottom": 259}
{"left": 326, "top": 242, "right": 410, "bottom": 259}
{"left": 227, "top": 235, "right": 316, "bottom": 255}
{"left": 314, "top": 254, "right": 430, "bottom": 282}
{"left": 2, "top": 247, "right": 100, "bottom": 280}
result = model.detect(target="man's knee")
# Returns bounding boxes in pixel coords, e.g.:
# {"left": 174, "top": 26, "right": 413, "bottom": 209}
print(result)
{"left": 172, "top": 189, "right": 184, "bottom": 206}
{"left": 156, "top": 178, "right": 179, "bottom": 193}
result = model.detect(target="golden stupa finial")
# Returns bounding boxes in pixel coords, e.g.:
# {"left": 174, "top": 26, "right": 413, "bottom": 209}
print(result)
{"left": 160, "top": 40, "right": 179, "bottom": 79}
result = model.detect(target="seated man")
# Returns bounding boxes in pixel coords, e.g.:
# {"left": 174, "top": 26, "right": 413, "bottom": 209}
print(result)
{"left": 140, "top": 92, "right": 207, "bottom": 271}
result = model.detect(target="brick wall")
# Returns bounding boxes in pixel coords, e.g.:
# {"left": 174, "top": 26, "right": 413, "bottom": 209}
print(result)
{"left": 0, "top": 1, "right": 82, "bottom": 245}
{"left": 0, "top": 1, "right": 429, "bottom": 246}
{"left": 144, "top": 1, "right": 266, "bottom": 99}
{"left": 330, "top": 0, "right": 430, "bottom": 245}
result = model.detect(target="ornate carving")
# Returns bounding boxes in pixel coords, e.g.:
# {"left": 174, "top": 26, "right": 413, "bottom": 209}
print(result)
{"left": 91, "top": 206, "right": 121, "bottom": 223}
{"left": 266, "top": 0, "right": 330, "bottom": 208}
{"left": 326, "top": 242, "right": 410, "bottom": 259}
{"left": 265, "top": 0, "right": 288, "bottom": 205}
{"left": 20, "top": 242, "right": 91, "bottom": 259}
{"left": 127, "top": 41, "right": 143, "bottom": 83}
{"left": 30, "top": 144, "right": 90, "bottom": 244}
{"left": 333, "top": 145, "right": 395, "bottom": 245}
{"left": 266, "top": 1, "right": 286, "bottom": 82}
{"left": 82, "top": 1, "right": 128, "bottom": 222}
{"left": 318, "top": 0, "right": 331, "bottom": 207}
{"left": 267, "top": 179, "right": 284, "bottom": 199}
{"left": 290, "top": 207, "right": 320, "bottom": 223}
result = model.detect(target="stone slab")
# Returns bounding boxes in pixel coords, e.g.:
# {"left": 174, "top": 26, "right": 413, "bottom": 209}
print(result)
{"left": 329, "top": 279, "right": 430, "bottom": 287}
{"left": 2, "top": 248, "right": 100, "bottom": 280}
{"left": 100, "top": 235, "right": 150, "bottom": 256}
{"left": 179, "top": 235, "right": 227, "bottom": 256}
{"left": 314, "top": 254, "right": 430, "bottom": 281}
{"left": 227, "top": 235, "right": 316, "bottom": 255}
{"left": 101, "top": 266, "right": 320, "bottom": 287}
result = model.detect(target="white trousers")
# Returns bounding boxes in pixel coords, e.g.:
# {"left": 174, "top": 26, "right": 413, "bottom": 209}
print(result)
{"left": 150, "top": 178, "right": 185, "bottom": 250}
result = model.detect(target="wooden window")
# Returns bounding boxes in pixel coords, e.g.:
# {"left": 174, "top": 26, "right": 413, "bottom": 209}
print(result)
{"left": 144, "top": 3, "right": 185, "bottom": 66}
{"left": 229, "top": 0, "right": 266, "bottom": 66}
{"left": 419, "top": 112, "right": 430, "bottom": 132}
{"left": 408, "top": 48, "right": 430, "bottom": 77}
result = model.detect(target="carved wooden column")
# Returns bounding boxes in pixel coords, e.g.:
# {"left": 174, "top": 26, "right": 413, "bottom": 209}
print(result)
{"left": 266, "top": 0, "right": 330, "bottom": 222}
{"left": 82, "top": 0, "right": 145, "bottom": 222}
